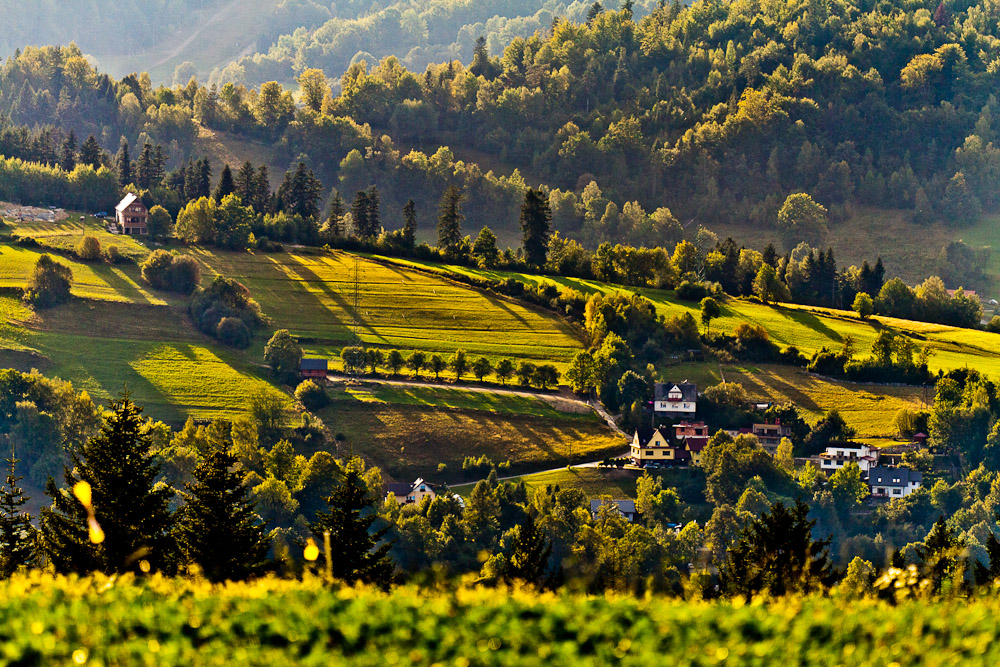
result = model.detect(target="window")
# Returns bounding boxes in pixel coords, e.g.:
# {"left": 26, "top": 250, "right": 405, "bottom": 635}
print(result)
{"left": 893, "top": 489, "right": 901, "bottom": 495}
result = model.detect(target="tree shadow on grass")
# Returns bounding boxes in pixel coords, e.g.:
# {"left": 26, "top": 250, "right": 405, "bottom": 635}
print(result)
{"left": 776, "top": 307, "right": 844, "bottom": 345}
{"left": 87, "top": 264, "right": 156, "bottom": 305}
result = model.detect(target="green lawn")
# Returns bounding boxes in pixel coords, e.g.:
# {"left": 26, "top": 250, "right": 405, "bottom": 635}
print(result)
{"left": 454, "top": 467, "right": 642, "bottom": 499}
{"left": 330, "top": 383, "right": 583, "bottom": 419}
{"left": 6, "top": 216, "right": 152, "bottom": 262}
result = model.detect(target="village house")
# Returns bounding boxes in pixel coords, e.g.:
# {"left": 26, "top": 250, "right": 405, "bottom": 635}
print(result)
{"left": 820, "top": 443, "right": 879, "bottom": 473}
{"left": 673, "top": 421, "right": 709, "bottom": 467}
{"left": 114, "top": 192, "right": 148, "bottom": 235}
{"left": 630, "top": 426, "right": 682, "bottom": 467}
{"left": 867, "top": 467, "right": 923, "bottom": 499}
{"left": 386, "top": 478, "right": 437, "bottom": 505}
{"left": 653, "top": 381, "right": 697, "bottom": 419}
{"left": 300, "top": 358, "right": 328, "bottom": 380}
{"left": 590, "top": 499, "right": 638, "bottom": 523}
{"left": 753, "top": 420, "right": 792, "bottom": 455}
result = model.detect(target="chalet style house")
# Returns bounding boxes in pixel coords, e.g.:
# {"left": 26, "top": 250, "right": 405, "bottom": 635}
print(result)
{"left": 387, "top": 478, "right": 437, "bottom": 505}
{"left": 752, "top": 420, "right": 793, "bottom": 455}
{"left": 115, "top": 193, "right": 148, "bottom": 235}
{"left": 630, "top": 421, "right": 710, "bottom": 467}
{"left": 653, "top": 381, "right": 697, "bottom": 419}
{"left": 590, "top": 499, "right": 638, "bottom": 523}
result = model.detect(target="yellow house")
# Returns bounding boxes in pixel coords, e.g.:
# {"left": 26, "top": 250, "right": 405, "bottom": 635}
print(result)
{"left": 630, "top": 426, "right": 678, "bottom": 467}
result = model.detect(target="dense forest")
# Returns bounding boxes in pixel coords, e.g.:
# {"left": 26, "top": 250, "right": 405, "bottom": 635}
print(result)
{"left": 2, "top": 0, "right": 1000, "bottom": 280}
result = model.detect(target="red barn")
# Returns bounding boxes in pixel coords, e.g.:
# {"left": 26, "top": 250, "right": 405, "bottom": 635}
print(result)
{"left": 300, "top": 358, "right": 328, "bottom": 380}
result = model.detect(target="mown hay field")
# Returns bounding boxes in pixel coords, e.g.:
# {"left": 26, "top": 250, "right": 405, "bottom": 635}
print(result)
{"left": 5, "top": 215, "right": 152, "bottom": 261}
{"left": 4, "top": 574, "right": 999, "bottom": 666}
{"left": 189, "top": 248, "right": 586, "bottom": 371}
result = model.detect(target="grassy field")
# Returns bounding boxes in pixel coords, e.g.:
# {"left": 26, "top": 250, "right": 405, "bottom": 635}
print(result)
{"left": 0, "top": 296, "right": 287, "bottom": 422}
{"left": 8, "top": 575, "right": 998, "bottom": 665}
{"left": 381, "top": 255, "right": 1000, "bottom": 378}
{"left": 454, "top": 467, "right": 642, "bottom": 499}
{"left": 315, "top": 391, "right": 625, "bottom": 480}
{"left": 676, "top": 361, "right": 926, "bottom": 437}
{"left": 4, "top": 215, "right": 152, "bottom": 262}
{"left": 190, "top": 248, "right": 586, "bottom": 371}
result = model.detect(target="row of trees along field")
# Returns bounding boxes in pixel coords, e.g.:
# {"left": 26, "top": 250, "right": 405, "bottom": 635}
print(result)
{"left": 7, "top": 0, "right": 1000, "bottom": 250}
{"left": 2, "top": 372, "right": 1000, "bottom": 602}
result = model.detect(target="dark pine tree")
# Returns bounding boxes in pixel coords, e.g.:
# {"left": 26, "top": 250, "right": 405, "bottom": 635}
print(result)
{"left": 720, "top": 500, "right": 832, "bottom": 597}
{"left": 135, "top": 142, "right": 154, "bottom": 189}
{"left": 437, "top": 185, "right": 465, "bottom": 256}
{"left": 235, "top": 161, "right": 256, "bottom": 204}
{"left": 505, "top": 513, "right": 556, "bottom": 587}
{"left": 152, "top": 144, "right": 166, "bottom": 185}
{"left": 762, "top": 243, "right": 778, "bottom": 267}
{"left": 586, "top": 2, "right": 603, "bottom": 24}
{"left": 402, "top": 199, "right": 417, "bottom": 249}
{"left": 39, "top": 395, "right": 176, "bottom": 575}
{"left": 326, "top": 191, "right": 346, "bottom": 236}
{"left": 79, "top": 135, "right": 103, "bottom": 169}
{"left": 0, "top": 452, "right": 36, "bottom": 578}
{"left": 59, "top": 130, "right": 77, "bottom": 172}
{"left": 197, "top": 158, "right": 212, "bottom": 199}
{"left": 279, "top": 163, "right": 323, "bottom": 219}
{"left": 183, "top": 159, "right": 199, "bottom": 200}
{"left": 310, "top": 458, "right": 393, "bottom": 587}
{"left": 255, "top": 165, "right": 272, "bottom": 214}
{"left": 173, "top": 446, "right": 270, "bottom": 582}
{"left": 214, "top": 164, "right": 235, "bottom": 202}
{"left": 520, "top": 188, "right": 552, "bottom": 268}
{"left": 115, "top": 137, "right": 131, "bottom": 188}
{"left": 367, "top": 185, "right": 381, "bottom": 235}
{"left": 351, "top": 191, "right": 372, "bottom": 238}
{"left": 470, "top": 36, "right": 492, "bottom": 78}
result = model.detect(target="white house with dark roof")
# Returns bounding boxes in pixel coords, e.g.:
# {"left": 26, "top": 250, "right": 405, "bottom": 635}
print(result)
{"left": 820, "top": 444, "right": 879, "bottom": 473}
{"left": 590, "top": 499, "right": 638, "bottom": 523}
{"left": 867, "top": 467, "right": 922, "bottom": 498}
{"left": 654, "top": 381, "right": 697, "bottom": 418}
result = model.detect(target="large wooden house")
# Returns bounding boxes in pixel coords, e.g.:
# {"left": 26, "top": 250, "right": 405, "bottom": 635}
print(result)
{"left": 114, "top": 193, "right": 148, "bottom": 235}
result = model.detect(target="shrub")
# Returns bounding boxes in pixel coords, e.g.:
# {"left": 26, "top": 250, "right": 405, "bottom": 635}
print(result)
{"left": 75, "top": 235, "right": 101, "bottom": 260}
{"left": 675, "top": 280, "right": 710, "bottom": 301}
{"left": 216, "top": 317, "right": 252, "bottom": 348}
{"left": 295, "top": 380, "right": 329, "bottom": 409}
{"left": 167, "top": 255, "right": 201, "bottom": 294}
{"left": 140, "top": 249, "right": 174, "bottom": 289}
{"left": 103, "top": 245, "right": 122, "bottom": 264}
{"left": 24, "top": 254, "right": 72, "bottom": 308}
{"left": 190, "top": 276, "right": 263, "bottom": 345}
{"left": 265, "top": 330, "right": 303, "bottom": 382}
{"left": 987, "top": 315, "right": 1000, "bottom": 333}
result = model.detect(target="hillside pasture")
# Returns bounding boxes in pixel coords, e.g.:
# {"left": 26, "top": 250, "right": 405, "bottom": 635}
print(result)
{"left": 315, "top": 390, "right": 625, "bottom": 480}
{"left": 189, "top": 248, "right": 585, "bottom": 370}
{"left": 6, "top": 215, "right": 151, "bottom": 262}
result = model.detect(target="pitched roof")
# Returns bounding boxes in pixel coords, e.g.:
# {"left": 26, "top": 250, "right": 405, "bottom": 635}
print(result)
{"left": 590, "top": 499, "right": 637, "bottom": 515}
{"left": 115, "top": 192, "right": 138, "bottom": 212}
{"left": 654, "top": 382, "right": 697, "bottom": 402}
{"left": 685, "top": 436, "right": 710, "bottom": 453}
{"left": 386, "top": 483, "right": 411, "bottom": 496}
{"left": 867, "top": 467, "right": 923, "bottom": 487}
{"left": 300, "top": 358, "right": 328, "bottom": 371}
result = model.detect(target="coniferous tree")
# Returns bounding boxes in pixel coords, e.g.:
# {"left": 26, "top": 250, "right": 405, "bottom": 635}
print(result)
{"left": 183, "top": 158, "right": 199, "bottom": 200}
{"left": 59, "top": 130, "right": 77, "bottom": 172}
{"left": 197, "top": 158, "right": 212, "bottom": 199}
{"left": 367, "top": 185, "right": 381, "bottom": 234}
{"left": 504, "top": 513, "right": 555, "bottom": 587}
{"left": 437, "top": 185, "right": 464, "bottom": 256}
{"left": 720, "top": 500, "right": 831, "bottom": 597}
{"left": 351, "top": 190, "right": 372, "bottom": 237}
{"left": 79, "top": 134, "right": 102, "bottom": 169}
{"left": 325, "top": 191, "right": 346, "bottom": 236}
{"left": 310, "top": 458, "right": 393, "bottom": 587}
{"left": 0, "top": 452, "right": 36, "bottom": 578}
{"left": 174, "top": 446, "right": 270, "bottom": 582}
{"left": 470, "top": 36, "right": 493, "bottom": 78}
{"left": 278, "top": 162, "right": 323, "bottom": 219}
{"left": 255, "top": 165, "right": 272, "bottom": 214}
{"left": 115, "top": 137, "right": 131, "bottom": 188}
{"left": 235, "top": 161, "right": 256, "bottom": 204}
{"left": 152, "top": 144, "right": 166, "bottom": 185}
{"left": 135, "top": 142, "right": 154, "bottom": 189}
{"left": 520, "top": 188, "right": 552, "bottom": 267}
{"left": 39, "top": 395, "right": 176, "bottom": 575}
{"left": 214, "top": 164, "right": 235, "bottom": 202}
{"left": 402, "top": 199, "right": 417, "bottom": 249}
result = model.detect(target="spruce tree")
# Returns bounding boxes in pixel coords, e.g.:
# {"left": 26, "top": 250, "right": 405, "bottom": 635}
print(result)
{"left": 59, "top": 130, "right": 77, "bottom": 172}
{"left": 79, "top": 135, "right": 102, "bottom": 169}
{"left": 326, "top": 191, "right": 346, "bottom": 236}
{"left": 115, "top": 138, "right": 131, "bottom": 188}
{"left": 367, "top": 185, "right": 381, "bottom": 234}
{"left": 520, "top": 188, "right": 552, "bottom": 267}
{"left": 402, "top": 199, "right": 417, "bottom": 249}
{"left": 214, "top": 164, "right": 235, "bottom": 202}
{"left": 197, "top": 158, "right": 212, "bottom": 199}
{"left": 174, "top": 446, "right": 270, "bottom": 582}
{"left": 255, "top": 165, "right": 272, "bottom": 213}
{"left": 0, "top": 452, "right": 36, "bottom": 578}
{"left": 236, "top": 161, "right": 256, "bottom": 203}
{"left": 135, "top": 142, "right": 154, "bottom": 189}
{"left": 437, "top": 185, "right": 464, "bottom": 256}
{"left": 39, "top": 395, "right": 176, "bottom": 574}
{"left": 351, "top": 191, "right": 371, "bottom": 238}
{"left": 310, "top": 458, "right": 393, "bottom": 587}
{"left": 505, "top": 513, "right": 554, "bottom": 587}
